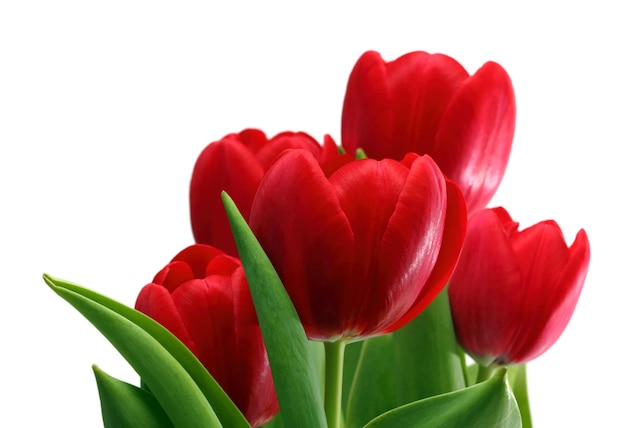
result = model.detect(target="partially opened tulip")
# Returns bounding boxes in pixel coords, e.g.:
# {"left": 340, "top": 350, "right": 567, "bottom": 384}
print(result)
{"left": 448, "top": 207, "right": 591, "bottom": 367}
{"left": 341, "top": 50, "right": 516, "bottom": 215}
{"left": 190, "top": 128, "right": 338, "bottom": 257}
{"left": 249, "top": 149, "right": 467, "bottom": 341}
{"left": 135, "top": 244, "right": 279, "bottom": 427}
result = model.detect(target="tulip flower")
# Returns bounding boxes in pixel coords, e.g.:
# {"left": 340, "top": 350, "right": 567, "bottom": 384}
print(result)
{"left": 448, "top": 207, "right": 591, "bottom": 366}
{"left": 341, "top": 50, "right": 516, "bottom": 215}
{"left": 135, "top": 244, "right": 279, "bottom": 427}
{"left": 249, "top": 149, "right": 467, "bottom": 341}
{"left": 190, "top": 128, "right": 339, "bottom": 257}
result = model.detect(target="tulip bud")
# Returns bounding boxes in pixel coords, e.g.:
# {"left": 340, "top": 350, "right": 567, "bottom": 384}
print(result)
{"left": 341, "top": 50, "right": 516, "bottom": 215}
{"left": 448, "top": 207, "right": 590, "bottom": 366}
{"left": 249, "top": 149, "right": 467, "bottom": 341}
{"left": 135, "top": 244, "right": 279, "bottom": 427}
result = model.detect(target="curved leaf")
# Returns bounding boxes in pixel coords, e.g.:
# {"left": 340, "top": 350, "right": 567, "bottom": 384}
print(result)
{"left": 44, "top": 274, "right": 249, "bottom": 428}
{"left": 341, "top": 340, "right": 363, "bottom": 418}
{"left": 222, "top": 192, "right": 327, "bottom": 428}
{"left": 346, "top": 336, "right": 396, "bottom": 428}
{"left": 364, "top": 369, "right": 521, "bottom": 428}
{"left": 93, "top": 365, "right": 173, "bottom": 428}
{"left": 392, "top": 287, "right": 466, "bottom": 403}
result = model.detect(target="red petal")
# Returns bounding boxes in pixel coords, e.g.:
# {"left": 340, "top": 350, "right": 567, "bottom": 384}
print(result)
{"left": 169, "top": 244, "right": 232, "bottom": 278}
{"left": 383, "top": 175, "right": 467, "bottom": 333}
{"left": 434, "top": 61, "right": 516, "bottom": 214}
{"left": 448, "top": 208, "right": 524, "bottom": 365}
{"left": 233, "top": 128, "right": 269, "bottom": 154}
{"left": 328, "top": 158, "right": 410, "bottom": 335}
{"left": 135, "top": 283, "right": 196, "bottom": 354}
{"left": 507, "top": 227, "right": 590, "bottom": 363}
{"left": 386, "top": 52, "right": 469, "bottom": 159}
{"left": 190, "top": 138, "right": 264, "bottom": 256}
{"left": 341, "top": 51, "right": 393, "bottom": 157}
{"left": 250, "top": 149, "right": 354, "bottom": 340}
{"left": 255, "top": 132, "right": 322, "bottom": 170}
{"left": 172, "top": 277, "right": 238, "bottom": 398}
{"left": 153, "top": 260, "right": 195, "bottom": 292}
{"left": 320, "top": 134, "right": 342, "bottom": 164}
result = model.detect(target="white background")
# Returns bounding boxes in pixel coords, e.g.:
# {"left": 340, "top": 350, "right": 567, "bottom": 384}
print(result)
{"left": 1, "top": 1, "right": 623, "bottom": 426}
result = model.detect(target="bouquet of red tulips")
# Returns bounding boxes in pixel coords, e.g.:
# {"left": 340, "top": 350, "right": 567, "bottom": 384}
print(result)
{"left": 44, "top": 50, "right": 590, "bottom": 428}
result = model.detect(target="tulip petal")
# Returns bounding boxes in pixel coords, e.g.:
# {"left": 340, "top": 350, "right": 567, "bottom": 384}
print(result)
{"left": 255, "top": 132, "right": 322, "bottom": 170}
{"left": 169, "top": 244, "right": 236, "bottom": 276}
{"left": 171, "top": 275, "right": 274, "bottom": 425}
{"left": 386, "top": 52, "right": 469, "bottom": 158}
{"left": 250, "top": 149, "right": 355, "bottom": 340}
{"left": 232, "top": 128, "right": 269, "bottom": 154}
{"left": 321, "top": 134, "right": 342, "bottom": 164}
{"left": 434, "top": 61, "right": 516, "bottom": 213}
{"left": 135, "top": 284, "right": 197, "bottom": 355}
{"left": 341, "top": 51, "right": 393, "bottom": 158}
{"left": 508, "top": 228, "right": 590, "bottom": 362}
{"left": 373, "top": 156, "right": 448, "bottom": 330}
{"left": 153, "top": 261, "right": 196, "bottom": 293}
{"left": 448, "top": 209, "right": 524, "bottom": 365}
{"left": 190, "top": 138, "right": 265, "bottom": 256}
{"left": 329, "top": 158, "right": 410, "bottom": 335}
{"left": 383, "top": 176, "right": 467, "bottom": 333}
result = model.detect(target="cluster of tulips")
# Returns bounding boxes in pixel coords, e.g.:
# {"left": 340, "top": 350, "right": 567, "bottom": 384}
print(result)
{"left": 46, "top": 50, "right": 590, "bottom": 428}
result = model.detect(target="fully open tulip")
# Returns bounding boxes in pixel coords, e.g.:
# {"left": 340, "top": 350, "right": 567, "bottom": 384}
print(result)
{"left": 448, "top": 207, "right": 590, "bottom": 366}
{"left": 135, "top": 244, "right": 279, "bottom": 427}
{"left": 190, "top": 128, "right": 338, "bottom": 257}
{"left": 249, "top": 149, "right": 467, "bottom": 341}
{"left": 341, "top": 50, "right": 516, "bottom": 215}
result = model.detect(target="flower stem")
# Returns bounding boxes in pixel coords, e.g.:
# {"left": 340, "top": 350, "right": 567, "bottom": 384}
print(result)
{"left": 476, "top": 363, "right": 497, "bottom": 383}
{"left": 324, "top": 340, "right": 346, "bottom": 428}
{"left": 510, "top": 364, "right": 533, "bottom": 428}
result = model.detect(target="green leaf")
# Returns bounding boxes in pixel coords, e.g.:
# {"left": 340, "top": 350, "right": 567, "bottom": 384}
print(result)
{"left": 341, "top": 340, "right": 363, "bottom": 418}
{"left": 222, "top": 192, "right": 327, "bottom": 428}
{"left": 44, "top": 274, "right": 249, "bottom": 428}
{"left": 392, "top": 287, "right": 465, "bottom": 403}
{"left": 346, "top": 336, "right": 397, "bottom": 428}
{"left": 364, "top": 369, "right": 521, "bottom": 428}
{"left": 93, "top": 365, "right": 173, "bottom": 428}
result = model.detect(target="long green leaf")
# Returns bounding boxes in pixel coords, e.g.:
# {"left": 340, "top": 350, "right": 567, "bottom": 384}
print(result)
{"left": 93, "top": 365, "right": 173, "bottom": 428}
{"left": 44, "top": 274, "right": 249, "bottom": 428}
{"left": 392, "top": 287, "right": 465, "bottom": 403}
{"left": 346, "top": 336, "right": 396, "bottom": 428}
{"left": 222, "top": 192, "right": 327, "bottom": 428}
{"left": 341, "top": 340, "right": 363, "bottom": 419}
{"left": 364, "top": 369, "right": 521, "bottom": 428}
{"left": 44, "top": 277, "right": 219, "bottom": 427}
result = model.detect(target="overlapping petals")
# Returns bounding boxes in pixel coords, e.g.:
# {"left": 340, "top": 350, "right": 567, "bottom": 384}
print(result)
{"left": 135, "top": 244, "right": 279, "bottom": 427}
{"left": 249, "top": 149, "right": 466, "bottom": 341}
{"left": 448, "top": 207, "right": 591, "bottom": 365}
{"left": 190, "top": 128, "right": 339, "bottom": 256}
{"left": 341, "top": 50, "right": 516, "bottom": 215}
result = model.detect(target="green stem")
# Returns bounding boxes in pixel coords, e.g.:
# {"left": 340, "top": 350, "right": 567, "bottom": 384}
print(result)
{"left": 510, "top": 364, "right": 533, "bottom": 428}
{"left": 457, "top": 346, "right": 469, "bottom": 387}
{"left": 324, "top": 340, "right": 346, "bottom": 428}
{"left": 476, "top": 363, "right": 497, "bottom": 383}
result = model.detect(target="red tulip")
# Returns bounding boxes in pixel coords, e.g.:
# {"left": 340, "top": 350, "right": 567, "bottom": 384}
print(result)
{"left": 135, "top": 244, "right": 279, "bottom": 427}
{"left": 249, "top": 149, "right": 467, "bottom": 341}
{"left": 190, "top": 128, "right": 339, "bottom": 257}
{"left": 341, "top": 50, "right": 516, "bottom": 215}
{"left": 448, "top": 207, "right": 590, "bottom": 366}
